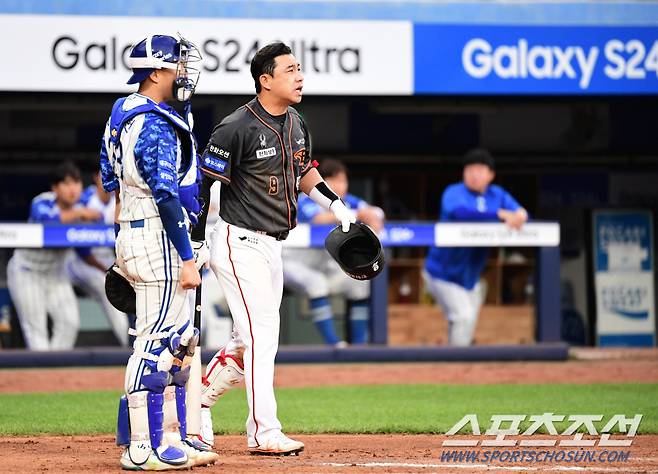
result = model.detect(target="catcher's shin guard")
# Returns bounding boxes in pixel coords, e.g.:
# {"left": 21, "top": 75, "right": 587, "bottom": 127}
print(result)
{"left": 123, "top": 391, "right": 187, "bottom": 468}
{"left": 117, "top": 395, "right": 130, "bottom": 447}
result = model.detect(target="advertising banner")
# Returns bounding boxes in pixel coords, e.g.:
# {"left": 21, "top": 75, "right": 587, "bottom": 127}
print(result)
{"left": 415, "top": 25, "right": 658, "bottom": 94}
{"left": 593, "top": 210, "right": 656, "bottom": 346}
{"left": 0, "top": 14, "right": 412, "bottom": 95}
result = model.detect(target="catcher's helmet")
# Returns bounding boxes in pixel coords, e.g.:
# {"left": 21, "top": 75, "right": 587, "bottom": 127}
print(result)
{"left": 325, "top": 223, "right": 385, "bottom": 280}
{"left": 126, "top": 34, "right": 201, "bottom": 101}
{"left": 105, "top": 264, "right": 136, "bottom": 314}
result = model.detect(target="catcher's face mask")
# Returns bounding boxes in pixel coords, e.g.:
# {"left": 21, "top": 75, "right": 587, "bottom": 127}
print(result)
{"left": 126, "top": 33, "right": 202, "bottom": 102}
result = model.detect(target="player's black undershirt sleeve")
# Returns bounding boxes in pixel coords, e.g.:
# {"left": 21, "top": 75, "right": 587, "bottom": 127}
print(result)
{"left": 190, "top": 174, "right": 213, "bottom": 241}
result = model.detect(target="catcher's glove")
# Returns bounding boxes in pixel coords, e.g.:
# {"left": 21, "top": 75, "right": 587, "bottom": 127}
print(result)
{"left": 105, "top": 264, "right": 136, "bottom": 314}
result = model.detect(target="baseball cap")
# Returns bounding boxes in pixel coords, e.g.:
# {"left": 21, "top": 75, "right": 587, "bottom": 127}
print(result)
{"left": 463, "top": 148, "right": 495, "bottom": 170}
{"left": 127, "top": 68, "right": 154, "bottom": 85}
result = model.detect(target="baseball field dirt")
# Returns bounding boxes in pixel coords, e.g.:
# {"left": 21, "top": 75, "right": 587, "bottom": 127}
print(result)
{"left": 2, "top": 350, "right": 657, "bottom": 473}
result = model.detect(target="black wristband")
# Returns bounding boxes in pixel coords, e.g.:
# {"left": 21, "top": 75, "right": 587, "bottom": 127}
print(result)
{"left": 316, "top": 181, "right": 339, "bottom": 203}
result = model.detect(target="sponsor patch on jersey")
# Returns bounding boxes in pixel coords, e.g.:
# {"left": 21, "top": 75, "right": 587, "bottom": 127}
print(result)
{"left": 208, "top": 143, "right": 230, "bottom": 159}
{"left": 158, "top": 160, "right": 176, "bottom": 171}
{"left": 159, "top": 171, "right": 174, "bottom": 182}
{"left": 256, "top": 147, "right": 276, "bottom": 159}
{"left": 203, "top": 153, "right": 228, "bottom": 173}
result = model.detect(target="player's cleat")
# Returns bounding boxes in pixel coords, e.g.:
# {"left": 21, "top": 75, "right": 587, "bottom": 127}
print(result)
{"left": 184, "top": 435, "right": 213, "bottom": 453}
{"left": 248, "top": 433, "right": 305, "bottom": 456}
{"left": 198, "top": 406, "right": 215, "bottom": 448}
{"left": 334, "top": 340, "right": 348, "bottom": 349}
{"left": 180, "top": 438, "right": 220, "bottom": 467}
{"left": 120, "top": 448, "right": 189, "bottom": 471}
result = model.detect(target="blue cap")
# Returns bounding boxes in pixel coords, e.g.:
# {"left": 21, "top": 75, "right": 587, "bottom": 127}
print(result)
{"left": 127, "top": 68, "right": 154, "bottom": 85}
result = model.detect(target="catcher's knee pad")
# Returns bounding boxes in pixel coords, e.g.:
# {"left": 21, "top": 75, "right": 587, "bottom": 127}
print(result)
{"left": 201, "top": 347, "right": 245, "bottom": 407}
{"left": 120, "top": 390, "right": 188, "bottom": 467}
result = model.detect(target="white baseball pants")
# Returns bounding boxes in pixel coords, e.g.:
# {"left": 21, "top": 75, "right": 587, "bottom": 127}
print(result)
{"left": 209, "top": 219, "right": 283, "bottom": 448}
{"left": 115, "top": 222, "right": 191, "bottom": 394}
{"left": 7, "top": 256, "right": 79, "bottom": 350}
{"left": 423, "top": 271, "right": 483, "bottom": 346}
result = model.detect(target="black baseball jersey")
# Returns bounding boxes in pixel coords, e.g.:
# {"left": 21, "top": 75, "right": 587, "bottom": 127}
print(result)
{"left": 200, "top": 97, "right": 313, "bottom": 234}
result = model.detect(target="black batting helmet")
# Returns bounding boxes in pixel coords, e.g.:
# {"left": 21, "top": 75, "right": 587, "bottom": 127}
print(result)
{"left": 325, "top": 223, "right": 385, "bottom": 280}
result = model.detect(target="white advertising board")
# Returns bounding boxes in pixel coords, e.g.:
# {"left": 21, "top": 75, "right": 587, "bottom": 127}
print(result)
{"left": 0, "top": 15, "right": 412, "bottom": 95}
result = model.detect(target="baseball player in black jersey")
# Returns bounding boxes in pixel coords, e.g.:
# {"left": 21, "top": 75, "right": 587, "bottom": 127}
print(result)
{"left": 191, "top": 42, "right": 355, "bottom": 455}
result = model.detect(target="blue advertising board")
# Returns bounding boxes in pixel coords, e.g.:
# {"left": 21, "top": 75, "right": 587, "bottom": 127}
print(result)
{"left": 593, "top": 210, "right": 656, "bottom": 347}
{"left": 415, "top": 25, "right": 658, "bottom": 95}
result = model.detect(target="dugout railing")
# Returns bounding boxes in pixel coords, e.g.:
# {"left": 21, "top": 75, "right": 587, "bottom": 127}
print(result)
{"left": 0, "top": 221, "right": 561, "bottom": 348}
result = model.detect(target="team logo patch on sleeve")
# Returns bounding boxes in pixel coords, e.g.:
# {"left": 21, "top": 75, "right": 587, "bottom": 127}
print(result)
{"left": 294, "top": 149, "right": 306, "bottom": 165}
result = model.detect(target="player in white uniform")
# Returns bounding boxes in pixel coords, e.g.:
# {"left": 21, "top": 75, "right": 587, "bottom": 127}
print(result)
{"left": 66, "top": 170, "right": 129, "bottom": 346}
{"left": 283, "top": 159, "right": 385, "bottom": 345}
{"left": 191, "top": 42, "right": 356, "bottom": 455}
{"left": 7, "top": 162, "right": 102, "bottom": 350}
{"left": 102, "top": 34, "right": 217, "bottom": 470}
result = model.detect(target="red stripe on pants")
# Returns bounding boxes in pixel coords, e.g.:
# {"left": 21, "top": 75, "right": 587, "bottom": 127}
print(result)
{"left": 226, "top": 225, "right": 260, "bottom": 445}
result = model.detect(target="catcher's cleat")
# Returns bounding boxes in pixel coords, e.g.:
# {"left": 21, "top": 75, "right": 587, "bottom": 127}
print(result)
{"left": 248, "top": 433, "right": 304, "bottom": 456}
{"left": 120, "top": 448, "right": 189, "bottom": 471}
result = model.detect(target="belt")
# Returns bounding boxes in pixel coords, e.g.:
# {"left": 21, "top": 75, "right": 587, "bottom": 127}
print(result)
{"left": 254, "top": 229, "right": 289, "bottom": 241}
{"left": 119, "top": 218, "right": 163, "bottom": 231}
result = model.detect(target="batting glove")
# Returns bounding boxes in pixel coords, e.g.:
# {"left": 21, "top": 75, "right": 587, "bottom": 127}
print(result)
{"left": 192, "top": 240, "right": 210, "bottom": 270}
{"left": 330, "top": 200, "right": 356, "bottom": 232}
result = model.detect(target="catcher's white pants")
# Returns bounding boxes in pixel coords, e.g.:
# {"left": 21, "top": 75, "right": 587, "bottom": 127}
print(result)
{"left": 423, "top": 271, "right": 483, "bottom": 346}
{"left": 209, "top": 219, "right": 283, "bottom": 448}
{"left": 115, "top": 223, "right": 191, "bottom": 394}
{"left": 7, "top": 256, "right": 79, "bottom": 350}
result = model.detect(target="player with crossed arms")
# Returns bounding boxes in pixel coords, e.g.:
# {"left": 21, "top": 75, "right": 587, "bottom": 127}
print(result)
{"left": 100, "top": 34, "right": 217, "bottom": 470}
{"left": 191, "top": 42, "right": 356, "bottom": 455}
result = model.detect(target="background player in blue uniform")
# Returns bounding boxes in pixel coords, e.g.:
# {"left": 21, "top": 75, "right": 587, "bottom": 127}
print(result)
{"left": 283, "top": 159, "right": 385, "bottom": 345}
{"left": 7, "top": 162, "right": 102, "bottom": 350}
{"left": 423, "top": 149, "right": 528, "bottom": 346}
